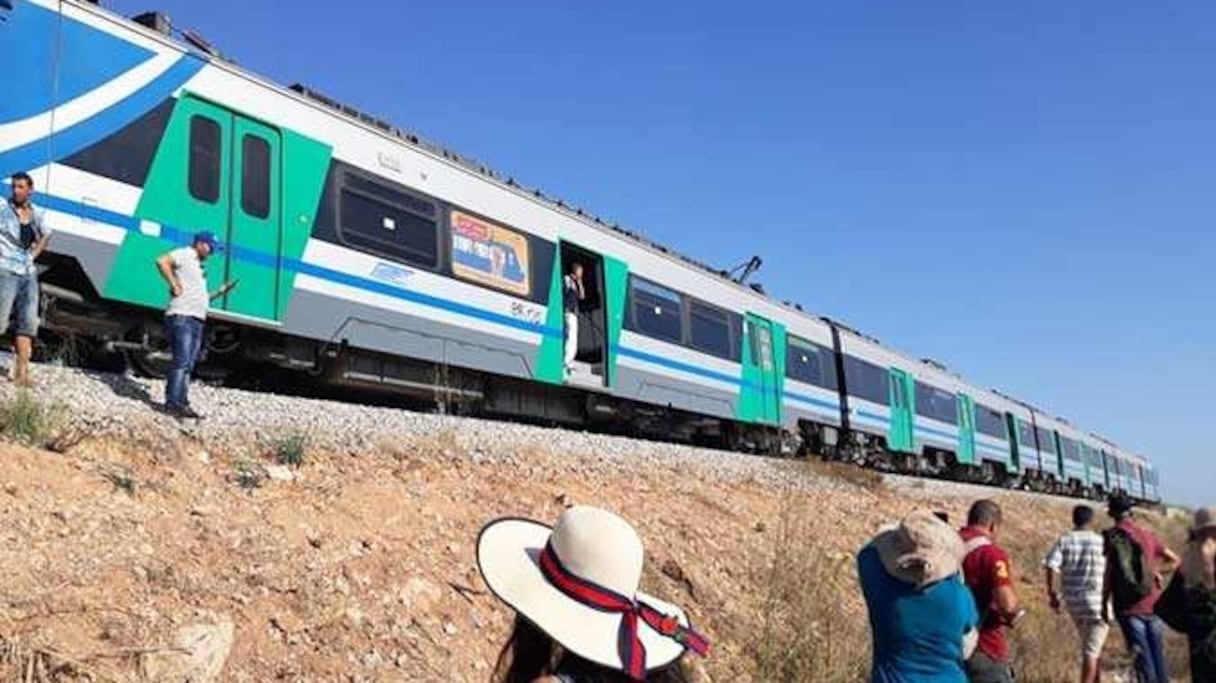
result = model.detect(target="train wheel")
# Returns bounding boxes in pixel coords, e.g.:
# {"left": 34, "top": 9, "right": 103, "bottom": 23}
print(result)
{"left": 126, "top": 348, "right": 171, "bottom": 379}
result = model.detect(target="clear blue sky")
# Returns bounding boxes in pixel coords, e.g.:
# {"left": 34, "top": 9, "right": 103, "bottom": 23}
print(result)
{"left": 111, "top": 0, "right": 1214, "bottom": 505}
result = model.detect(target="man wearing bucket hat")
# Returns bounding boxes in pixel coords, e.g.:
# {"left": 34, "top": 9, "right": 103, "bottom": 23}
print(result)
{"left": 477, "top": 506, "right": 709, "bottom": 682}
{"left": 858, "top": 510, "right": 980, "bottom": 683}
{"left": 154, "top": 232, "right": 236, "bottom": 419}
{"left": 1154, "top": 506, "right": 1216, "bottom": 682}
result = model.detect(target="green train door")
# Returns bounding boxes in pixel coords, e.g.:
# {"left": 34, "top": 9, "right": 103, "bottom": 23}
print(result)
{"left": 223, "top": 117, "right": 282, "bottom": 320}
{"left": 742, "top": 314, "right": 781, "bottom": 425}
{"left": 1005, "top": 413, "right": 1021, "bottom": 470}
{"left": 887, "top": 368, "right": 914, "bottom": 453}
{"left": 957, "top": 393, "right": 976, "bottom": 465}
{"left": 178, "top": 96, "right": 284, "bottom": 322}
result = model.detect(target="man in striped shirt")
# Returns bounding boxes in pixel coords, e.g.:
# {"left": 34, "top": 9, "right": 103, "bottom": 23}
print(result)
{"left": 1044, "top": 505, "right": 1109, "bottom": 683}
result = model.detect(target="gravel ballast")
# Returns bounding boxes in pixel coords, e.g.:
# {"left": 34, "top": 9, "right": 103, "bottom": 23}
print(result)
{"left": 5, "top": 359, "right": 863, "bottom": 494}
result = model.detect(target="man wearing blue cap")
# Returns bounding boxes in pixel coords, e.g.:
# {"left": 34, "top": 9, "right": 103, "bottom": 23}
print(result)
{"left": 155, "top": 232, "right": 235, "bottom": 418}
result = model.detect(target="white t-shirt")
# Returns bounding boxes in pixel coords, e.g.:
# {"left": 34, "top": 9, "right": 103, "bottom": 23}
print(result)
{"left": 165, "top": 247, "right": 209, "bottom": 320}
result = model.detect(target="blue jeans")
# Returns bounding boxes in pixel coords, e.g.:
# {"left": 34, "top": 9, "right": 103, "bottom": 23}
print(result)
{"left": 0, "top": 269, "right": 40, "bottom": 337}
{"left": 164, "top": 314, "right": 204, "bottom": 409}
{"left": 1118, "top": 614, "right": 1169, "bottom": 683}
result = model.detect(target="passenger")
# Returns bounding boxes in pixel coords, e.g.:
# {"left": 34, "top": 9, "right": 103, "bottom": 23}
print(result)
{"left": 0, "top": 171, "right": 53, "bottom": 387}
{"left": 1154, "top": 506, "right": 1216, "bottom": 682}
{"left": 1043, "top": 504, "right": 1109, "bottom": 683}
{"left": 959, "top": 500, "right": 1023, "bottom": 683}
{"left": 858, "top": 510, "right": 980, "bottom": 683}
{"left": 154, "top": 232, "right": 235, "bottom": 419}
{"left": 562, "top": 263, "right": 584, "bottom": 376}
{"left": 477, "top": 505, "right": 708, "bottom": 682}
{"left": 1103, "top": 494, "right": 1179, "bottom": 683}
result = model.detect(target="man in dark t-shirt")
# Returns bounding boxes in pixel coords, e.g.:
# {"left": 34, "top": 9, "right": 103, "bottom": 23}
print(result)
{"left": 1104, "top": 495, "right": 1178, "bottom": 683}
{"left": 960, "top": 500, "right": 1023, "bottom": 683}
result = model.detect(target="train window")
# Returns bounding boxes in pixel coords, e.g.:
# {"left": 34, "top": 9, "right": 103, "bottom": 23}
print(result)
{"left": 843, "top": 355, "right": 889, "bottom": 406}
{"left": 241, "top": 135, "right": 271, "bottom": 219}
{"left": 1062, "top": 438, "right": 1081, "bottom": 462}
{"left": 1036, "top": 426, "right": 1057, "bottom": 454}
{"left": 786, "top": 336, "right": 837, "bottom": 391}
{"left": 975, "top": 404, "right": 1007, "bottom": 439}
{"left": 1017, "top": 420, "right": 1035, "bottom": 450}
{"left": 914, "top": 381, "right": 958, "bottom": 425}
{"left": 188, "top": 116, "right": 221, "bottom": 204}
{"left": 627, "top": 277, "right": 683, "bottom": 344}
{"left": 689, "top": 300, "right": 734, "bottom": 360}
{"left": 338, "top": 172, "right": 439, "bottom": 269}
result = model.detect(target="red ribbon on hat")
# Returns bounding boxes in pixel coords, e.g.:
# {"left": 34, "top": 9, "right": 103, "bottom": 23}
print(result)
{"left": 539, "top": 542, "right": 710, "bottom": 681}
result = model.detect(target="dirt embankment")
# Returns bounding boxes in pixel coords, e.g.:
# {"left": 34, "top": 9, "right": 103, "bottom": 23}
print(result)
{"left": 0, "top": 372, "right": 1192, "bottom": 682}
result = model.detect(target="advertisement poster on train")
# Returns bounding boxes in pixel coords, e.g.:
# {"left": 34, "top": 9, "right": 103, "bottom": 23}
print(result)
{"left": 451, "top": 211, "right": 531, "bottom": 297}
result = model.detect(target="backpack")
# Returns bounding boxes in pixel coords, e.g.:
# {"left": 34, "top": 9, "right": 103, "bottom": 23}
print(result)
{"left": 1104, "top": 526, "right": 1154, "bottom": 609}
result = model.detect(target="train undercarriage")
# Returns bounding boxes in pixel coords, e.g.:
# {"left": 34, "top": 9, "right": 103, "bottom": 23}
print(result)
{"left": 31, "top": 255, "right": 1127, "bottom": 503}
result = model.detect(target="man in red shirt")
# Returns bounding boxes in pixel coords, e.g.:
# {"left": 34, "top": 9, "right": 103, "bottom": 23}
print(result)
{"left": 960, "top": 500, "right": 1023, "bottom": 683}
{"left": 1103, "top": 495, "right": 1178, "bottom": 683}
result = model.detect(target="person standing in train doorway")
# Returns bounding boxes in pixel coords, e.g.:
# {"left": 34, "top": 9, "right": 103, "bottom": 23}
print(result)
{"left": 154, "top": 232, "right": 236, "bottom": 419}
{"left": 562, "top": 262, "right": 584, "bottom": 376}
{"left": 0, "top": 172, "right": 53, "bottom": 387}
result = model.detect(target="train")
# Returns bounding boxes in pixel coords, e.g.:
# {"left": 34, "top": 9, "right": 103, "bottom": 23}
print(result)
{"left": 0, "top": 0, "right": 1161, "bottom": 503}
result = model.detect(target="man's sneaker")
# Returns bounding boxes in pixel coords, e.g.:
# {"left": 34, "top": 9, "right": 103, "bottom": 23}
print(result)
{"left": 176, "top": 406, "right": 203, "bottom": 420}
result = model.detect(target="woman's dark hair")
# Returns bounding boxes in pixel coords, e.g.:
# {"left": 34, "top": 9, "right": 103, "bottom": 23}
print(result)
{"left": 493, "top": 615, "right": 691, "bottom": 683}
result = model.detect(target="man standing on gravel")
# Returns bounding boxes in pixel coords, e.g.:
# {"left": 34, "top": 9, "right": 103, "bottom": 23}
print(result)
{"left": 155, "top": 232, "right": 235, "bottom": 419}
{"left": 0, "top": 172, "right": 53, "bottom": 387}
{"left": 960, "top": 499, "right": 1023, "bottom": 683}
{"left": 1044, "top": 504, "right": 1109, "bottom": 683}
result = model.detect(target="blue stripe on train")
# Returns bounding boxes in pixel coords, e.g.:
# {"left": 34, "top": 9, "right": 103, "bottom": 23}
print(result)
{"left": 784, "top": 390, "right": 839, "bottom": 413}
{"left": 39, "top": 193, "right": 799, "bottom": 398}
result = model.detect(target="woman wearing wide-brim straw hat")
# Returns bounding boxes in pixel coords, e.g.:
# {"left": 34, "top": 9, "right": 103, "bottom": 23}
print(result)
{"left": 1154, "top": 506, "right": 1216, "bottom": 682}
{"left": 476, "top": 506, "right": 710, "bottom": 683}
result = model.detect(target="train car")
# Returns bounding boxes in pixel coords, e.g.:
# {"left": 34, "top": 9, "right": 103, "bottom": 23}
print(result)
{"left": 1142, "top": 463, "right": 1161, "bottom": 503}
{"left": 3, "top": 0, "right": 806, "bottom": 451}
{"left": 1099, "top": 440, "right": 1136, "bottom": 497}
{"left": 1121, "top": 450, "right": 1151, "bottom": 502}
{"left": 1, "top": 0, "right": 1160, "bottom": 500}
{"left": 1001, "top": 398, "right": 1051, "bottom": 488}
{"left": 779, "top": 317, "right": 845, "bottom": 455}
{"left": 828, "top": 325, "right": 1019, "bottom": 484}
{"left": 1079, "top": 432, "right": 1113, "bottom": 497}
{"left": 967, "top": 388, "right": 1020, "bottom": 481}
{"left": 1050, "top": 419, "right": 1091, "bottom": 496}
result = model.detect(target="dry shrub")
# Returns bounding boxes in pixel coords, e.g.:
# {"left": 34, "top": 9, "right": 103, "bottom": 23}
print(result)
{"left": 796, "top": 456, "right": 885, "bottom": 493}
{"left": 0, "top": 389, "right": 63, "bottom": 448}
{"left": 750, "top": 493, "right": 868, "bottom": 682}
